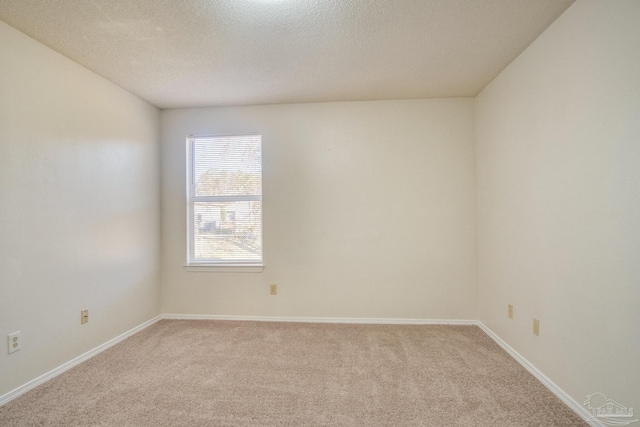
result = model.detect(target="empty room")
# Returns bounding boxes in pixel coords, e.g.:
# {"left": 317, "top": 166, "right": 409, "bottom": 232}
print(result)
{"left": 0, "top": 0, "right": 638, "bottom": 426}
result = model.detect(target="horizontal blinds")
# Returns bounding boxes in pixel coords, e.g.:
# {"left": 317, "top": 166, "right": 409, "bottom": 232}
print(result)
{"left": 192, "top": 135, "right": 262, "bottom": 198}
{"left": 188, "top": 135, "right": 262, "bottom": 263}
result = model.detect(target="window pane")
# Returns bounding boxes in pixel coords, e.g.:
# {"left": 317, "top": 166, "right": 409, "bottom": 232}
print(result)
{"left": 192, "top": 201, "right": 262, "bottom": 262}
{"left": 193, "top": 136, "right": 262, "bottom": 197}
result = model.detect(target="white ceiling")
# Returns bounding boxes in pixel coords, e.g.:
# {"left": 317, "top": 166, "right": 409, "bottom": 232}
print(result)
{"left": 0, "top": 0, "right": 575, "bottom": 109}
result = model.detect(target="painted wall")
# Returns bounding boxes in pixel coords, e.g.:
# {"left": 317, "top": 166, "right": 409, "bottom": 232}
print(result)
{"left": 161, "top": 99, "right": 476, "bottom": 319}
{"left": 476, "top": 0, "right": 640, "bottom": 415}
{"left": 0, "top": 21, "right": 161, "bottom": 396}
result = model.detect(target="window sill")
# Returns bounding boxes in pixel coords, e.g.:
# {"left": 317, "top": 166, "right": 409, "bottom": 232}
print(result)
{"left": 183, "top": 264, "right": 264, "bottom": 273}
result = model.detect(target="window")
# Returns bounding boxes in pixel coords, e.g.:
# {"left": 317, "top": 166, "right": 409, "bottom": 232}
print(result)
{"left": 186, "top": 135, "right": 263, "bottom": 271}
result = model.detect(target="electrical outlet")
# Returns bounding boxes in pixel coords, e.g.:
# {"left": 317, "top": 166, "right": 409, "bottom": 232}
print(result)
{"left": 8, "top": 331, "right": 21, "bottom": 354}
{"left": 533, "top": 318, "right": 540, "bottom": 336}
{"left": 269, "top": 284, "right": 277, "bottom": 295}
{"left": 81, "top": 309, "right": 89, "bottom": 324}
{"left": 508, "top": 304, "right": 513, "bottom": 319}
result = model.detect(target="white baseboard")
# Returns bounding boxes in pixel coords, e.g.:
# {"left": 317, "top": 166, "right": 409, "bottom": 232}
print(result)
{"left": 476, "top": 322, "right": 603, "bottom": 427}
{"left": 0, "top": 315, "right": 162, "bottom": 407}
{"left": 162, "top": 313, "right": 476, "bottom": 325}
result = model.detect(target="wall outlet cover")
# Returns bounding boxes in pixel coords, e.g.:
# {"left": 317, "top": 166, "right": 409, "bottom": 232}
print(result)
{"left": 8, "top": 331, "right": 21, "bottom": 354}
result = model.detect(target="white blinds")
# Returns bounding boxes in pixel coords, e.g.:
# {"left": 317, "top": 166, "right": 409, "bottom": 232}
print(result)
{"left": 187, "top": 135, "right": 262, "bottom": 264}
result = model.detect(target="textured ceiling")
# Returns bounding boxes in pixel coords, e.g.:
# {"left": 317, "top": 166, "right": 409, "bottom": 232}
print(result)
{"left": 0, "top": 0, "right": 574, "bottom": 109}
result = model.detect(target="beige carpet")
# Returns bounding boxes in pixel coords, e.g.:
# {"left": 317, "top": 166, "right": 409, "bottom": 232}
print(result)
{"left": 0, "top": 320, "right": 588, "bottom": 426}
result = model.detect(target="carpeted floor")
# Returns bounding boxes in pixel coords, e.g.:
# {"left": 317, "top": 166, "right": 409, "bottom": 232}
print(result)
{"left": 0, "top": 320, "right": 588, "bottom": 426}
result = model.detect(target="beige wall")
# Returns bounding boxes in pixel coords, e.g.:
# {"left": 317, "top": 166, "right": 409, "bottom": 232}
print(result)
{"left": 0, "top": 21, "right": 161, "bottom": 396}
{"left": 161, "top": 99, "right": 477, "bottom": 319}
{"left": 476, "top": 0, "right": 640, "bottom": 414}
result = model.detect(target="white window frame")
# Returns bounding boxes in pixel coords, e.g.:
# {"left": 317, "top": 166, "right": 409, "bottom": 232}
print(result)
{"left": 184, "top": 134, "right": 264, "bottom": 273}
